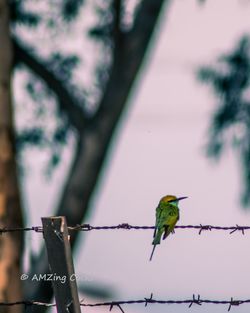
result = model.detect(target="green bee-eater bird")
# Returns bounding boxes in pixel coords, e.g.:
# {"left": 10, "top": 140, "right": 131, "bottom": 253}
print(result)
{"left": 150, "top": 195, "right": 188, "bottom": 261}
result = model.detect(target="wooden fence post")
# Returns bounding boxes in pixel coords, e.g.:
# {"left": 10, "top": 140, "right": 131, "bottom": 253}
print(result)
{"left": 42, "top": 216, "right": 81, "bottom": 313}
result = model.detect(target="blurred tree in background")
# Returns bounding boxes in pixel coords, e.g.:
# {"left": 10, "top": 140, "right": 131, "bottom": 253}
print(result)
{"left": 198, "top": 36, "right": 250, "bottom": 207}
{"left": 0, "top": 0, "right": 168, "bottom": 311}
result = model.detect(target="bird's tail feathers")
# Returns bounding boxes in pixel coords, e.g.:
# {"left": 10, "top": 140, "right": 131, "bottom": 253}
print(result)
{"left": 152, "top": 230, "right": 162, "bottom": 245}
{"left": 149, "top": 245, "right": 156, "bottom": 261}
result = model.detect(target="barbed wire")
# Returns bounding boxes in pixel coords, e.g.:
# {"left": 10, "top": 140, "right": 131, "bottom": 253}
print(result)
{"left": 69, "top": 223, "right": 250, "bottom": 235}
{"left": 81, "top": 294, "right": 250, "bottom": 312}
{"left": 0, "top": 226, "right": 43, "bottom": 233}
{"left": 0, "top": 223, "right": 250, "bottom": 235}
{"left": 1, "top": 295, "right": 250, "bottom": 311}
{"left": 0, "top": 300, "right": 54, "bottom": 307}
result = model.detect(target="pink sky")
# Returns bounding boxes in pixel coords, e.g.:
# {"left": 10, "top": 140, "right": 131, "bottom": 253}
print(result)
{"left": 22, "top": 0, "right": 250, "bottom": 312}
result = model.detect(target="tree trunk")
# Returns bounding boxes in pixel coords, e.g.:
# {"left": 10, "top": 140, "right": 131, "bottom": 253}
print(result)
{"left": 0, "top": 1, "right": 23, "bottom": 312}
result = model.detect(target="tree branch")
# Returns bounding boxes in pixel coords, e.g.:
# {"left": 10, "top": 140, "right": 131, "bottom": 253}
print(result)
{"left": 24, "top": 0, "right": 169, "bottom": 309}
{"left": 94, "top": 0, "right": 168, "bottom": 120}
{"left": 13, "top": 38, "right": 86, "bottom": 131}
{"left": 113, "top": 0, "right": 122, "bottom": 45}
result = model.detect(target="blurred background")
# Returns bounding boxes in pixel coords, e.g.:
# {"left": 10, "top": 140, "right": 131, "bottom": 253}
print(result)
{"left": 1, "top": 0, "right": 250, "bottom": 312}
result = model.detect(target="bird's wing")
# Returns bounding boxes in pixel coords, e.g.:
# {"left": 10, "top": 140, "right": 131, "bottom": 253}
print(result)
{"left": 162, "top": 206, "right": 179, "bottom": 239}
{"left": 153, "top": 205, "right": 163, "bottom": 238}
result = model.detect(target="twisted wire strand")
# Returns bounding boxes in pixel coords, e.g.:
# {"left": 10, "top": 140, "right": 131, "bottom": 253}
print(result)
{"left": 69, "top": 223, "right": 250, "bottom": 235}
{"left": 1, "top": 224, "right": 249, "bottom": 235}
{"left": 1, "top": 295, "right": 250, "bottom": 311}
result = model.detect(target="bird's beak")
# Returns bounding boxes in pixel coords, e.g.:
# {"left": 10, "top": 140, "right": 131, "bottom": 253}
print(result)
{"left": 176, "top": 196, "right": 188, "bottom": 201}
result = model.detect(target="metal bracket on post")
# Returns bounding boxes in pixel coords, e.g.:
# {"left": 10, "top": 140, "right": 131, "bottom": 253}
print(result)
{"left": 42, "top": 216, "right": 81, "bottom": 313}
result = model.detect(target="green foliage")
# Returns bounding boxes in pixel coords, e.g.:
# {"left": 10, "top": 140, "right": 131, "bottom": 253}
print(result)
{"left": 11, "top": 0, "right": 135, "bottom": 175}
{"left": 10, "top": 0, "right": 41, "bottom": 26}
{"left": 11, "top": 0, "right": 85, "bottom": 174}
{"left": 198, "top": 36, "right": 250, "bottom": 206}
{"left": 89, "top": 1, "right": 114, "bottom": 45}
{"left": 89, "top": 0, "right": 120, "bottom": 92}
{"left": 46, "top": 53, "right": 80, "bottom": 83}
{"left": 10, "top": 0, "right": 84, "bottom": 26}
{"left": 16, "top": 127, "right": 45, "bottom": 147}
{"left": 61, "top": 0, "right": 84, "bottom": 21}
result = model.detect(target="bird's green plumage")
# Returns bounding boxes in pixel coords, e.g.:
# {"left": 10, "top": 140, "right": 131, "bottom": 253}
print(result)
{"left": 149, "top": 195, "right": 186, "bottom": 261}
{"left": 152, "top": 200, "right": 179, "bottom": 245}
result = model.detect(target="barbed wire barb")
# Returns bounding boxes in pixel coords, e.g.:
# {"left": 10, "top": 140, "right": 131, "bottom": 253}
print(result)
{"left": 198, "top": 225, "right": 212, "bottom": 235}
{"left": 189, "top": 294, "right": 202, "bottom": 308}
{"left": 144, "top": 293, "right": 154, "bottom": 306}
{"left": 228, "top": 297, "right": 242, "bottom": 311}
{"left": 229, "top": 225, "right": 245, "bottom": 235}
